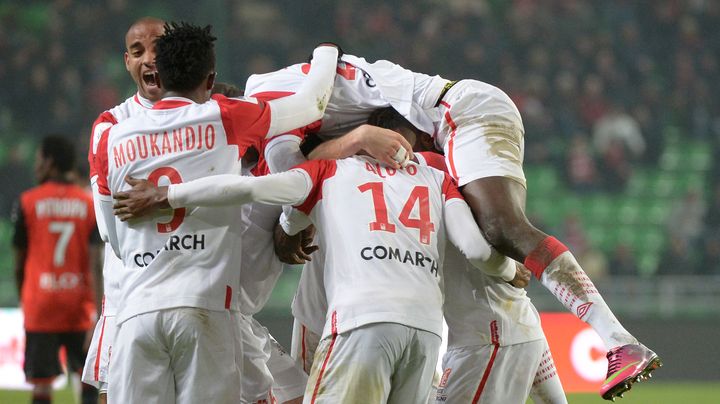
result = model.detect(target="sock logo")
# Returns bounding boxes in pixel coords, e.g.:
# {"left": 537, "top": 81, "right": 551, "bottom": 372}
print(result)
{"left": 576, "top": 302, "right": 593, "bottom": 319}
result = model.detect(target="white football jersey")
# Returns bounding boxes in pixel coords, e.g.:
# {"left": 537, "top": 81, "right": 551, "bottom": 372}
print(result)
{"left": 89, "top": 93, "right": 153, "bottom": 316}
{"left": 236, "top": 168, "right": 285, "bottom": 315}
{"left": 245, "top": 54, "right": 445, "bottom": 139}
{"left": 289, "top": 152, "right": 451, "bottom": 336}
{"left": 290, "top": 156, "right": 464, "bottom": 339}
{"left": 95, "top": 95, "right": 272, "bottom": 324}
{"left": 443, "top": 244, "right": 544, "bottom": 348}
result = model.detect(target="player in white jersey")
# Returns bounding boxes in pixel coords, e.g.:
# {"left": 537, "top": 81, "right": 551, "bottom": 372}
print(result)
{"left": 210, "top": 83, "right": 307, "bottom": 404}
{"left": 93, "top": 22, "right": 339, "bottom": 403}
{"left": 274, "top": 107, "right": 565, "bottom": 403}
{"left": 81, "top": 17, "right": 165, "bottom": 403}
{"left": 249, "top": 56, "right": 661, "bottom": 401}
{"left": 112, "top": 153, "right": 525, "bottom": 404}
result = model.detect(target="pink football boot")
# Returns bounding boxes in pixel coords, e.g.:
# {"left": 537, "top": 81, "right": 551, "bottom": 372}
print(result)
{"left": 600, "top": 343, "right": 662, "bottom": 401}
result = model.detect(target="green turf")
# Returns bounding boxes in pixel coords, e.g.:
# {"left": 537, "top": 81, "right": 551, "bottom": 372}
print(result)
{"left": 1, "top": 382, "right": 717, "bottom": 403}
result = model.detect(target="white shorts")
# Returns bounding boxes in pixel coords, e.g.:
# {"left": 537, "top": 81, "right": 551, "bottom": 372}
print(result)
{"left": 239, "top": 315, "right": 308, "bottom": 403}
{"left": 438, "top": 80, "right": 526, "bottom": 187}
{"left": 268, "top": 334, "right": 308, "bottom": 403}
{"left": 239, "top": 314, "right": 274, "bottom": 404}
{"left": 436, "top": 338, "right": 566, "bottom": 404}
{"left": 305, "top": 323, "right": 440, "bottom": 404}
{"left": 108, "top": 308, "right": 241, "bottom": 404}
{"left": 81, "top": 315, "right": 116, "bottom": 389}
{"left": 290, "top": 318, "right": 321, "bottom": 374}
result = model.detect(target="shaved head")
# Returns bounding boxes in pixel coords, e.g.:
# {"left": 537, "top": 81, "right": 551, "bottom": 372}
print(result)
{"left": 124, "top": 17, "right": 165, "bottom": 101}
{"left": 125, "top": 17, "right": 165, "bottom": 47}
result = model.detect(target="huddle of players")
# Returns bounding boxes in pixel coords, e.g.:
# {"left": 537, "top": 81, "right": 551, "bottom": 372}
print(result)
{"left": 84, "top": 16, "right": 660, "bottom": 404}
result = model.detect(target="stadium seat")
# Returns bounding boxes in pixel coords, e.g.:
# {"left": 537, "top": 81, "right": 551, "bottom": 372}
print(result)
{"left": 617, "top": 197, "right": 644, "bottom": 225}
{"left": 644, "top": 199, "right": 672, "bottom": 226}
{"left": 526, "top": 166, "right": 560, "bottom": 195}
{"left": 582, "top": 195, "right": 617, "bottom": 225}
{"left": 626, "top": 169, "right": 651, "bottom": 196}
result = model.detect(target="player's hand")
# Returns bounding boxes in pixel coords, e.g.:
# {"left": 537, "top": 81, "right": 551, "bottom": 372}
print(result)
{"left": 356, "top": 124, "right": 414, "bottom": 169}
{"left": 273, "top": 223, "right": 319, "bottom": 264}
{"left": 509, "top": 262, "right": 532, "bottom": 288}
{"left": 113, "top": 176, "right": 170, "bottom": 221}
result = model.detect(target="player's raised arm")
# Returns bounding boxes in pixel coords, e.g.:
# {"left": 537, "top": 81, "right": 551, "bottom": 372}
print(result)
{"left": 440, "top": 173, "right": 526, "bottom": 285}
{"left": 265, "top": 45, "right": 338, "bottom": 137}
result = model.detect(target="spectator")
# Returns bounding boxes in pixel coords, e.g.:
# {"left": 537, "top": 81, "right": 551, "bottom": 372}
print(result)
{"left": 565, "top": 134, "right": 599, "bottom": 194}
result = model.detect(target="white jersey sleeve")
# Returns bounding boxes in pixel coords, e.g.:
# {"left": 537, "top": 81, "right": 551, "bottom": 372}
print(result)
{"left": 168, "top": 170, "right": 312, "bottom": 209}
{"left": 443, "top": 196, "right": 516, "bottom": 281}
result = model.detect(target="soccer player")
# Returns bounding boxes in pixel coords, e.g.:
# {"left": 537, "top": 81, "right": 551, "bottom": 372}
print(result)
{"left": 111, "top": 139, "right": 526, "bottom": 404}
{"left": 93, "top": 22, "right": 338, "bottom": 403}
{"left": 210, "top": 82, "right": 307, "bottom": 404}
{"left": 279, "top": 107, "right": 567, "bottom": 404}
{"left": 81, "top": 17, "right": 165, "bottom": 403}
{"left": 12, "top": 136, "right": 100, "bottom": 404}
{"left": 248, "top": 55, "right": 661, "bottom": 400}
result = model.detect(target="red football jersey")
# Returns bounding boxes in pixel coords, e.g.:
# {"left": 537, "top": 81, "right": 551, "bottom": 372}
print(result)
{"left": 17, "top": 181, "right": 97, "bottom": 332}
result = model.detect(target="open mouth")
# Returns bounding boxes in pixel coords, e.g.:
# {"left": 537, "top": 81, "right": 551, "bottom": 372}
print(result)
{"left": 142, "top": 71, "right": 158, "bottom": 87}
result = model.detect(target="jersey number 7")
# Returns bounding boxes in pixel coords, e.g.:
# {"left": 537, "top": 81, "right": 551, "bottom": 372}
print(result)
{"left": 358, "top": 182, "right": 435, "bottom": 245}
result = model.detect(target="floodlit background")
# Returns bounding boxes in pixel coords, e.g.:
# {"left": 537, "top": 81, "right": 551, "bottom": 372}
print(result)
{"left": 0, "top": 0, "right": 719, "bottom": 401}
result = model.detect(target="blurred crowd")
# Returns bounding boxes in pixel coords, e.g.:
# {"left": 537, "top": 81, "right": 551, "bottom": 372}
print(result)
{"left": 1, "top": 0, "right": 719, "bottom": 276}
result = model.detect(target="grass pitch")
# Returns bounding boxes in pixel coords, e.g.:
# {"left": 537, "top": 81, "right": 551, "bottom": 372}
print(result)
{"left": 1, "top": 381, "right": 717, "bottom": 403}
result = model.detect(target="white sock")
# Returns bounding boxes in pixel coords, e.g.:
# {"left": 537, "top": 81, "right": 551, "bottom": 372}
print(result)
{"left": 540, "top": 251, "right": 638, "bottom": 350}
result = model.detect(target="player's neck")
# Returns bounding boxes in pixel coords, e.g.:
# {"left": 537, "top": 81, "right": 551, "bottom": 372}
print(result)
{"left": 163, "top": 88, "right": 210, "bottom": 104}
{"left": 43, "top": 172, "right": 71, "bottom": 184}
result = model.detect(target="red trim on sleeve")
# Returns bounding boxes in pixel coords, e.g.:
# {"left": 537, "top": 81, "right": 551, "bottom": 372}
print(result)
{"left": 251, "top": 90, "right": 295, "bottom": 101}
{"left": 440, "top": 101, "right": 460, "bottom": 181}
{"left": 95, "top": 127, "right": 112, "bottom": 196}
{"left": 442, "top": 173, "right": 464, "bottom": 202}
{"left": 524, "top": 236, "right": 569, "bottom": 279}
{"left": 293, "top": 160, "right": 338, "bottom": 215}
{"left": 250, "top": 90, "right": 322, "bottom": 140}
{"left": 88, "top": 112, "right": 118, "bottom": 179}
{"left": 216, "top": 95, "right": 272, "bottom": 159}
{"left": 418, "top": 151, "right": 448, "bottom": 173}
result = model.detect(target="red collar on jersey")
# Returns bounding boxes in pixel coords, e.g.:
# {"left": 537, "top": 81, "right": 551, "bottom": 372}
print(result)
{"left": 152, "top": 97, "right": 193, "bottom": 110}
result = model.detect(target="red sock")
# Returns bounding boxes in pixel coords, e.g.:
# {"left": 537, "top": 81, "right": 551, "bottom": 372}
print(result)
{"left": 523, "top": 236, "right": 569, "bottom": 279}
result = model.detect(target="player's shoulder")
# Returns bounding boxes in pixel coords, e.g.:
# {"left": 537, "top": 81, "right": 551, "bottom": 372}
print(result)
{"left": 104, "top": 94, "right": 152, "bottom": 122}
{"left": 416, "top": 152, "right": 448, "bottom": 173}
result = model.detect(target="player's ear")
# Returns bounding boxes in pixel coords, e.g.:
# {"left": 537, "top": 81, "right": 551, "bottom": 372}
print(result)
{"left": 207, "top": 72, "right": 216, "bottom": 91}
{"left": 415, "top": 132, "right": 436, "bottom": 153}
{"left": 153, "top": 72, "right": 162, "bottom": 89}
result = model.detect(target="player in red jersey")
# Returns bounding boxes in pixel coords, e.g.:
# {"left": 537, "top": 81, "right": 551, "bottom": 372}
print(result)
{"left": 13, "top": 136, "right": 101, "bottom": 404}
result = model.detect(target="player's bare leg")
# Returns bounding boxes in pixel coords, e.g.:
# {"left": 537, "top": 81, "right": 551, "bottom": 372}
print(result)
{"left": 31, "top": 383, "right": 52, "bottom": 404}
{"left": 461, "top": 176, "right": 661, "bottom": 400}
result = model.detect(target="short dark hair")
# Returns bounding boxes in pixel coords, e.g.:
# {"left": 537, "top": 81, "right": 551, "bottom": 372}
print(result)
{"left": 41, "top": 135, "right": 75, "bottom": 173}
{"left": 155, "top": 22, "right": 216, "bottom": 92}
{"left": 367, "top": 107, "right": 415, "bottom": 131}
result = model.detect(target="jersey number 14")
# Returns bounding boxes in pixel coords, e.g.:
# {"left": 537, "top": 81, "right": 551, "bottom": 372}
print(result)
{"left": 358, "top": 182, "right": 435, "bottom": 245}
